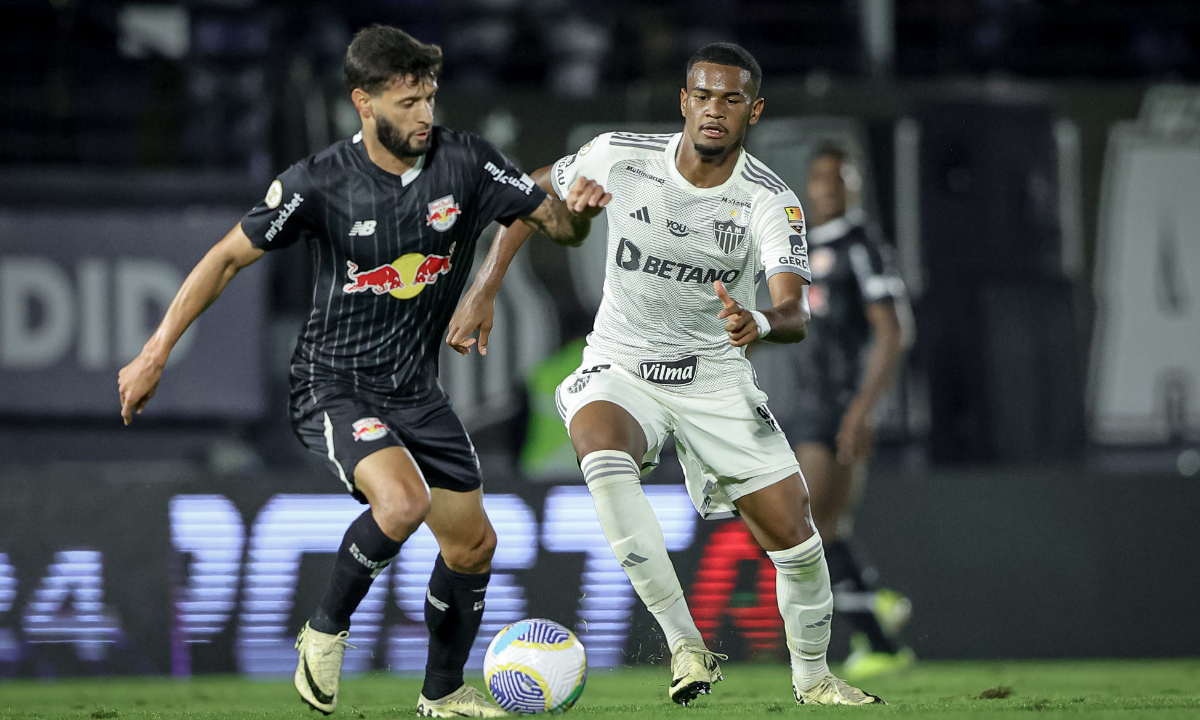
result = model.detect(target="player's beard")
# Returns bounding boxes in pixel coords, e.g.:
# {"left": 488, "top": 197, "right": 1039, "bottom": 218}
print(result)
{"left": 376, "top": 113, "right": 431, "bottom": 158}
{"left": 691, "top": 127, "right": 743, "bottom": 162}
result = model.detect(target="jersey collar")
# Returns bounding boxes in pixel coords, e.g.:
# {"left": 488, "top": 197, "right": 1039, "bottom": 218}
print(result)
{"left": 352, "top": 131, "right": 426, "bottom": 187}
{"left": 807, "top": 208, "right": 865, "bottom": 245}
{"left": 664, "top": 132, "right": 747, "bottom": 197}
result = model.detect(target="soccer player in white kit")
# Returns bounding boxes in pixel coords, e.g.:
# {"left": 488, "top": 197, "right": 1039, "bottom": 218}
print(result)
{"left": 447, "top": 43, "right": 883, "bottom": 706}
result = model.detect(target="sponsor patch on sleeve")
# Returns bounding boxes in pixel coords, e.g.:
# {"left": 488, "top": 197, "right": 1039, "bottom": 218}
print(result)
{"left": 264, "top": 179, "right": 283, "bottom": 209}
{"left": 784, "top": 206, "right": 805, "bottom": 233}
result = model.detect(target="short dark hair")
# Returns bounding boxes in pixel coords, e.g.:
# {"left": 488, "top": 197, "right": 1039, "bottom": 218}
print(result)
{"left": 811, "top": 142, "right": 847, "bottom": 165}
{"left": 345, "top": 25, "right": 443, "bottom": 95}
{"left": 686, "top": 43, "right": 763, "bottom": 96}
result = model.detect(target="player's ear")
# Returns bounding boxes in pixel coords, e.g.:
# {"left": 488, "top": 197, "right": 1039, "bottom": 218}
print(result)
{"left": 749, "top": 96, "right": 765, "bottom": 125}
{"left": 680, "top": 87, "right": 688, "bottom": 117}
{"left": 351, "top": 88, "right": 374, "bottom": 120}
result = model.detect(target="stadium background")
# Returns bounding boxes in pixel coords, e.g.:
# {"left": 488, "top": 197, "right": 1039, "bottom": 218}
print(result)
{"left": 1, "top": 0, "right": 1199, "bottom": 683}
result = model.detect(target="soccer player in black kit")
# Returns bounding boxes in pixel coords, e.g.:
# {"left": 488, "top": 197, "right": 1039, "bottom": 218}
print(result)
{"left": 118, "top": 26, "right": 609, "bottom": 718}
{"left": 762, "top": 143, "right": 915, "bottom": 680}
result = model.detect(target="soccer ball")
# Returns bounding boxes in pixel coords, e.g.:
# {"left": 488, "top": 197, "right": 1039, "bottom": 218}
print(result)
{"left": 483, "top": 618, "right": 587, "bottom": 714}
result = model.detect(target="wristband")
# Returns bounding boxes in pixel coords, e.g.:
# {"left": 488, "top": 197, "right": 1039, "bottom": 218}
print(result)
{"left": 749, "top": 309, "right": 771, "bottom": 338}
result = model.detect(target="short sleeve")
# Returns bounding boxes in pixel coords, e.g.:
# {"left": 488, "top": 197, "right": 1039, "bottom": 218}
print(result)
{"left": 848, "top": 224, "right": 907, "bottom": 303}
{"left": 753, "top": 190, "right": 812, "bottom": 283}
{"left": 472, "top": 139, "right": 548, "bottom": 227}
{"left": 240, "top": 162, "right": 316, "bottom": 251}
{"left": 551, "top": 134, "right": 615, "bottom": 201}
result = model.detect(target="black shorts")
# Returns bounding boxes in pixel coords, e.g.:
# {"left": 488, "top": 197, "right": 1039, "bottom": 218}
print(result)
{"left": 778, "top": 384, "right": 855, "bottom": 453}
{"left": 293, "top": 387, "right": 482, "bottom": 503}
{"left": 780, "top": 405, "right": 845, "bottom": 452}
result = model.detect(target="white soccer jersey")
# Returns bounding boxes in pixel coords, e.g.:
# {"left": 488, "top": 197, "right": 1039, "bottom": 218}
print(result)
{"left": 552, "top": 131, "right": 811, "bottom": 394}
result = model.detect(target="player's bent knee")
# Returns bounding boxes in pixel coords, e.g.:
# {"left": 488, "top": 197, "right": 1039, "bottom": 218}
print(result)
{"left": 442, "top": 522, "right": 496, "bottom": 574}
{"left": 371, "top": 484, "right": 431, "bottom": 539}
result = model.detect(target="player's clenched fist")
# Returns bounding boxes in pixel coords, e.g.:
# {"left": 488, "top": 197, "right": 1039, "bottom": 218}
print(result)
{"left": 565, "top": 177, "right": 611, "bottom": 217}
{"left": 714, "top": 280, "right": 758, "bottom": 347}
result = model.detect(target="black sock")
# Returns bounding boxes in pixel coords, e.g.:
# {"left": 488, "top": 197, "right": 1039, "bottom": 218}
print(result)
{"left": 309, "top": 510, "right": 402, "bottom": 635}
{"left": 421, "top": 554, "right": 490, "bottom": 700}
{"left": 825, "top": 540, "right": 896, "bottom": 654}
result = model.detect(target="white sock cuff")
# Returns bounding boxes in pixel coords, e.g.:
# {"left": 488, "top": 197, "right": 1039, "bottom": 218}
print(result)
{"left": 580, "top": 450, "right": 639, "bottom": 488}
{"left": 766, "top": 533, "right": 824, "bottom": 576}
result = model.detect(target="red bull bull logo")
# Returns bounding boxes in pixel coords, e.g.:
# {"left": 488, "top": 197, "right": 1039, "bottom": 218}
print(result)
{"left": 342, "top": 242, "right": 456, "bottom": 300}
{"left": 426, "top": 194, "right": 461, "bottom": 232}
{"left": 352, "top": 417, "right": 389, "bottom": 442}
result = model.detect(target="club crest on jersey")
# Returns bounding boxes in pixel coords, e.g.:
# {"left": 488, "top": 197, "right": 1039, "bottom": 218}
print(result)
{"left": 640, "top": 356, "right": 697, "bottom": 386}
{"left": 714, "top": 217, "right": 748, "bottom": 254}
{"left": 426, "top": 195, "right": 461, "bottom": 232}
{"left": 352, "top": 417, "right": 388, "bottom": 442}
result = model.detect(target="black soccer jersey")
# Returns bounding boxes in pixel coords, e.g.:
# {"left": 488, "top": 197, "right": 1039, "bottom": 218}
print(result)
{"left": 240, "top": 127, "right": 547, "bottom": 411}
{"left": 794, "top": 209, "right": 906, "bottom": 400}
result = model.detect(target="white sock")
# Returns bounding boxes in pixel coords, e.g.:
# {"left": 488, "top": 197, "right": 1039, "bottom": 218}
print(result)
{"left": 654, "top": 595, "right": 704, "bottom": 652}
{"left": 581, "top": 450, "right": 703, "bottom": 650}
{"left": 767, "top": 533, "right": 833, "bottom": 691}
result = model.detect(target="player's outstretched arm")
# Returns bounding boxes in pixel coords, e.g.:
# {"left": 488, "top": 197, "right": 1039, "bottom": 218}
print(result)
{"left": 714, "top": 272, "right": 810, "bottom": 347}
{"left": 447, "top": 166, "right": 608, "bottom": 355}
{"left": 445, "top": 218, "right": 535, "bottom": 356}
{"left": 118, "top": 224, "right": 264, "bottom": 424}
{"left": 519, "top": 173, "right": 610, "bottom": 247}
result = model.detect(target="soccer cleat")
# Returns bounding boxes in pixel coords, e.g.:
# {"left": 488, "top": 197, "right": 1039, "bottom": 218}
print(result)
{"left": 669, "top": 638, "right": 727, "bottom": 706}
{"left": 417, "top": 684, "right": 507, "bottom": 717}
{"left": 294, "top": 622, "right": 354, "bottom": 715}
{"left": 794, "top": 673, "right": 886, "bottom": 705}
{"left": 843, "top": 633, "right": 916, "bottom": 681}
{"left": 873, "top": 588, "right": 913, "bottom": 637}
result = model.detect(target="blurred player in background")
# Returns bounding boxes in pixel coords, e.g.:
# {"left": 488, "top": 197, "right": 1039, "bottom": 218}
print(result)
{"left": 117, "top": 25, "right": 607, "bottom": 718}
{"left": 449, "top": 44, "right": 884, "bottom": 706}
{"left": 785, "top": 143, "right": 915, "bottom": 680}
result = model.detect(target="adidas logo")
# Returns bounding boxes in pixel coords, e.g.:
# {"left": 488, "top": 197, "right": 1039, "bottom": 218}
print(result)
{"left": 348, "top": 220, "right": 377, "bottom": 236}
{"left": 630, "top": 206, "right": 651, "bottom": 223}
{"left": 621, "top": 552, "right": 649, "bottom": 568}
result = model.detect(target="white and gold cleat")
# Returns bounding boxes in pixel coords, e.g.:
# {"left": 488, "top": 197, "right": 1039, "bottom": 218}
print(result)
{"left": 669, "top": 638, "right": 727, "bottom": 706}
{"left": 294, "top": 622, "right": 354, "bottom": 715}
{"left": 417, "top": 684, "right": 508, "bottom": 718}
{"left": 794, "top": 673, "right": 886, "bottom": 706}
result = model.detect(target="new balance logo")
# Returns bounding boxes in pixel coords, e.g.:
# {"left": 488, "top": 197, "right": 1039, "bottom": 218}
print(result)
{"left": 621, "top": 553, "right": 649, "bottom": 568}
{"left": 630, "top": 206, "right": 651, "bottom": 224}
{"left": 348, "top": 220, "right": 376, "bottom": 236}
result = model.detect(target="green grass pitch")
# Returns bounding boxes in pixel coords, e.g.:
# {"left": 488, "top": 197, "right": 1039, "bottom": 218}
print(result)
{"left": 1, "top": 661, "right": 1197, "bottom": 719}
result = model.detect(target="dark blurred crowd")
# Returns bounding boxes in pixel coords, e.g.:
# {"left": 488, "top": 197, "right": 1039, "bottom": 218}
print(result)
{"left": 2, "top": 0, "right": 1198, "bottom": 172}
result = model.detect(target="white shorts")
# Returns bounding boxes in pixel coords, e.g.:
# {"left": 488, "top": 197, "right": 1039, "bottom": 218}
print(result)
{"left": 555, "top": 349, "right": 801, "bottom": 519}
